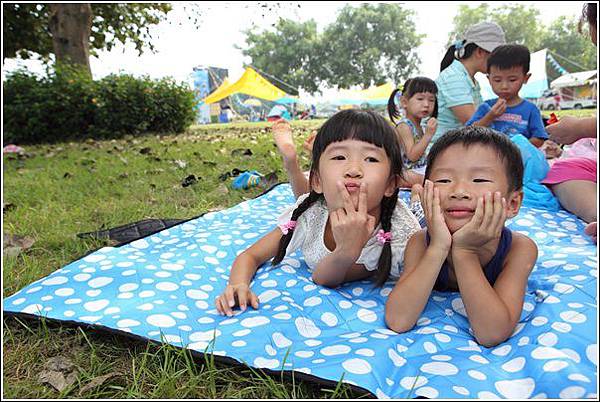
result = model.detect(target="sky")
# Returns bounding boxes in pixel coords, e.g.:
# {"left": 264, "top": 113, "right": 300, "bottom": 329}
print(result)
{"left": 2, "top": 1, "right": 583, "bottom": 102}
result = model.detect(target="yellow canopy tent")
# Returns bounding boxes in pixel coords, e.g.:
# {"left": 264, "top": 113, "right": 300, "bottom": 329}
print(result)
{"left": 202, "top": 67, "right": 293, "bottom": 104}
{"left": 335, "top": 82, "right": 395, "bottom": 105}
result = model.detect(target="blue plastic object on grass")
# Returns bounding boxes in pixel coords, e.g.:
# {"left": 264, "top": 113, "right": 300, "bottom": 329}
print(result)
{"left": 232, "top": 170, "right": 262, "bottom": 190}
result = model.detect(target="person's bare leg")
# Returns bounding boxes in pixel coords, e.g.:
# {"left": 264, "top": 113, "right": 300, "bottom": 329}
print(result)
{"left": 398, "top": 171, "right": 424, "bottom": 189}
{"left": 550, "top": 180, "right": 597, "bottom": 223}
{"left": 584, "top": 222, "right": 597, "bottom": 244}
{"left": 272, "top": 120, "right": 310, "bottom": 198}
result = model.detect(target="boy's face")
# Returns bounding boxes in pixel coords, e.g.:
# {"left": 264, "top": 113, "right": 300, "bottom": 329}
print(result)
{"left": 428, "top": 143, "right": 523, "bottom": 233}
{"left": 487, "top": 66, "right": 531, "bottom": 101}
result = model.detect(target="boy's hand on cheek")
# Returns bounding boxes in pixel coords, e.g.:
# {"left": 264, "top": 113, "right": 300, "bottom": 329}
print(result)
{"left": 452, "top": 191, "right": 507, "bottom": 254}
{"left": 331, "top": 181, "right": 376, "bottom": 259}
{"left": 422, "top": 180, "right": 452, "bottom": 252}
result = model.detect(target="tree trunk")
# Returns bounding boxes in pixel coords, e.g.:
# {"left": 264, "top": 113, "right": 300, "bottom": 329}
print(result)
{"left": 48, "top": 3, "right": 92, "bottom": 76}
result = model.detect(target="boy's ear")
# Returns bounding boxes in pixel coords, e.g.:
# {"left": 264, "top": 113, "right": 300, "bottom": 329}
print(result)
{"left": 506, "top": 190, "right": 524, "bottom": 219}
{"left": 523, "top": 72, "right": 532, "bottom": 84}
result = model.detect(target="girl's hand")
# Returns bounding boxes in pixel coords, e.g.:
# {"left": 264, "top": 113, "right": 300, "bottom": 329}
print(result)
{"left": 452, "top": 191, "right": 507, "bottom": 253}
{"left": 330, "top": 181, "right": 377, "bottom": 259}
{"left": 421, "top": 180, "right": 452, "bottom": 252}
{"left": 488, "top": 98, "right": 507, "bottom": 119}
{"left": 425, "top": 117, "right": 438, "bottom": 137}
{"left": 215, "top": 283, "right": 259, "bottom": 317}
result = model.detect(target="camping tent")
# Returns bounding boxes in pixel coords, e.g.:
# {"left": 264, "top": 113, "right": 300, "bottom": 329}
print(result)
{"left": 201, "top": 67, "right": 296, "bottom": 104}
{"left": 332, "top": 82, "right": 395, "bottom": 106}
{"left": 550, "top": 70, "right": 597, "bottom": 89}
{"left": 476, "top": 48, "right": 550, "bottom": 100}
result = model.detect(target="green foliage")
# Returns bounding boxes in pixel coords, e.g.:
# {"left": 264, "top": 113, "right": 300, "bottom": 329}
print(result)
{"left": 321, "top": 4, "right": 423, "bottom": 89}
{"left": 3, "top": 3, "right": 172, "bottom": 61}
{"left": 240, "top": 19, "right": 320, "bottom": 94}
{"left": 3, "top": 69, "right": 196, "bottom": 144}
{"left": 542, "top": 16, "right": 597, "bottom": 80}
{"left": 239, "top": 3, "right": 422, "bottom": 92}
{"left": 447, "top": 4, "right": 545, "bottom": 51}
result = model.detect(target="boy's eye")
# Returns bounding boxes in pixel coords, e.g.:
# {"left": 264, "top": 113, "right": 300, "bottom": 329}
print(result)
{"left": 434, "top": 179, "right": 450, "bottom": 183}
{"left": 473, "top": 179, "right": 492, "bottom": 183}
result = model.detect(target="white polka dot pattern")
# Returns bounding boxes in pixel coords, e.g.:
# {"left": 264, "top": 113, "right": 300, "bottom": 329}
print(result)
{"left": 3, "top": 185, "right": 596, "bottom": 398}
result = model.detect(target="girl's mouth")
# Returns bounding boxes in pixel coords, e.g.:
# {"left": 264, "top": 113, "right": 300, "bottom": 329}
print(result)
{"left": 345, "top": 183, "right": 360, "bottom": 193}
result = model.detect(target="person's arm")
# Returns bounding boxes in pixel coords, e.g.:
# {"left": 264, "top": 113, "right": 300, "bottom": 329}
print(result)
{"left": 385, "top": 181, "right": 452, "bottom": 332}
{"left": 528, "top": 137, "right": 545, "bottom": 147}
{"left": 312, "top": 182, "right": 376, "bottom": 287}
{"left": 385, "top": 231, "right": 449, "bottom": 332}
{"left": 449, "top": 103, "right": 477, "bottom": 124}
{"left": 452, "top": 233, "right": 537, "bottom": 347}
{"left": 215, "top": 227, "right": 282, "bottom": 315}
{"left": 528, "top": 104, "right": 549, "bottom": 148}
{"left": 547, "top": 116, "right": 597, "bottom": 145}
{"left": 471, "top": 99, "right": 507, "bottom": 127}
{"left": 395, "top": 120, "right": 435, "bottom": 163}
{"left": 450, "top": 192, "right": 537, "bottom": 347}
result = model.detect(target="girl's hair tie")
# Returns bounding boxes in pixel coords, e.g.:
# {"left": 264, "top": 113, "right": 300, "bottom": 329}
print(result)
{"left": 279, "top": 220, "right": 297, "bottom": 235}
{"left": 453, "top": 39, "right": 465, "bottom": 50}
{"left": 376, "top": 229, "right": 392, "bottom": 245}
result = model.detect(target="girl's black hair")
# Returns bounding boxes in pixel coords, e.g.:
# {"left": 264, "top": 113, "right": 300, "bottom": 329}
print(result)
{"left": 272, "top": 109, "right": 403, "bottom": 286}
{"left": 387, "top": 77, "right": 439, "bottom": 123}
{"left": 440, "top": 41, "right": 479, "bottom": 72}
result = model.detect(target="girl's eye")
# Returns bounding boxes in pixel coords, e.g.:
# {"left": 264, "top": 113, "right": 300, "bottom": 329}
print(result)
{"left": 331, "top": 155, "right": 345, "bottom": 160}
{"left": 366, "top": 157, "right": 379, "bottom": 163}
{"left": 473, "top": 179, "right": 491, "bottom": 183}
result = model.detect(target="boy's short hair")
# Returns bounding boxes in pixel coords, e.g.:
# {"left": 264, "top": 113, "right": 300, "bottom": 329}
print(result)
{"left": 425, "top": 126, "right": 524, "bottom": 192}
{"left": 487, "top": 44, "right": 531, "bottom": 74}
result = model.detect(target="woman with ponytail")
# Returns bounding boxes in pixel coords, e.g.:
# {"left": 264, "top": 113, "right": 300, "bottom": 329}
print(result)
{"left": 433, "top": 22, "right": 505, "bottom": 145}
{"left": 215, "top": 109, "right": 422, "bottom": 316}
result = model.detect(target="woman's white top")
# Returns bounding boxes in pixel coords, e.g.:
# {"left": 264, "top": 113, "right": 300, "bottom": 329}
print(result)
{"left": 276, "top": 193, "right": 421, "bottom": 279}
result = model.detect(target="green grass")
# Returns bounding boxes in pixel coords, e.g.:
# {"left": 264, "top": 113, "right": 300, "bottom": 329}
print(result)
{"left": 3, "top": 119, "right": 371, "bottom": 398}
{"left": 547, "top": 108, "right": 597, "bottom": 118}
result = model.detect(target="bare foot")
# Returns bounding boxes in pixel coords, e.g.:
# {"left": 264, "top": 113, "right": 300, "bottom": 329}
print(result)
{"left": 303, "top": 130, "right": 317, "bottom": 154}
{"left": 584, "top": 221, "right": 597, "bottom": 244}
{"left": 272, "top": 119, "right": 297, "bottom": 165}
{"left": 398, "top": 171, "right": 425, "bottom": 189}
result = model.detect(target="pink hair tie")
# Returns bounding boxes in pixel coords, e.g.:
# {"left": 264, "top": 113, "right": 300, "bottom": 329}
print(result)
{"left": 279, "top": 220, "right": 297, "bottom": 235}
{"left": 376, "top": 229, "right": 392, "bottom": 244}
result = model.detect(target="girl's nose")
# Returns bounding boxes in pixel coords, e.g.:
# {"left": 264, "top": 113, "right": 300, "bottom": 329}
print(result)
{"left": 344, "top": 164, "right": 363, "bottom": 178}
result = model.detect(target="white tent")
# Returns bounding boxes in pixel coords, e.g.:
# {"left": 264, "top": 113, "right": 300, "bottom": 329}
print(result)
{"left": 551, "top": 70, "right": 597, "bottom": 89}
{"left": 476, "top": 48, "right": 550, "bottom": 100}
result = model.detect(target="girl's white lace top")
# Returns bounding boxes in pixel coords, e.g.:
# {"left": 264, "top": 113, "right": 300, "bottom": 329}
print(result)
{"left": 276, "top": 193, "right": 421, "bottom": 278}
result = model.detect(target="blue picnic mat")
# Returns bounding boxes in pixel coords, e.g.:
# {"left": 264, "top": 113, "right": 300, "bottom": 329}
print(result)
{"left": 3, "top": 183, "right": 597, "bottom": 398}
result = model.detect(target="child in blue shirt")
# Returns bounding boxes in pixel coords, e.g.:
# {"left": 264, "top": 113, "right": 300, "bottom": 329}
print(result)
{"left": 466, "top": 44, "right": 548, "bottom": 147}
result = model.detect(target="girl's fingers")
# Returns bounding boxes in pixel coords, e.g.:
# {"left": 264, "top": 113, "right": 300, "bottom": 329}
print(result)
{"left": 224, "top": 287, "right": 236, "bottom": 308}
{"left": 215, "top": 296, "right": 223, "bottom": 314}
{"left": 337, "top": 181, "right": 355, "bottom": 213}
{"left": 238, "top": 291, "right": 248, "bottom": 312}
{"left": 250, "top": 292, "right": 260, "bottom": 309}
{"left": 357, "top": 182, "right": 368, "bottom": 216}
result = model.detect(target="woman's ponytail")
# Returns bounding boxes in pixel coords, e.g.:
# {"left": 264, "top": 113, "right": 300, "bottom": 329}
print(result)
{"left": 440, "top": 45, "right": 457, "bottom": 72}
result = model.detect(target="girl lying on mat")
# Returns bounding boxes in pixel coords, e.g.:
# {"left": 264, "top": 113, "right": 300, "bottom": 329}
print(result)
{"left": 385, "top": 127, "right": 538, "bottom": 347}
{"left": 215, "top": 109, "right": 422, "bottom": 316}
